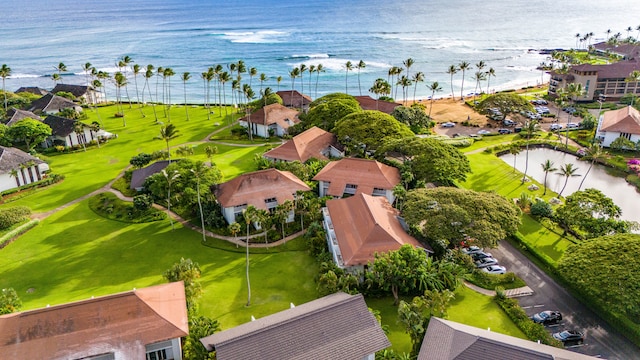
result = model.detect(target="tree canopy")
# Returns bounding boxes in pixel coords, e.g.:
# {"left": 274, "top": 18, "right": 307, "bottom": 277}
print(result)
{"left": 0, "top": 287, "right": 21, "bottom": 315}
{"left": 308, "top": 92, "right": 357, "bottom": 108}
{"left": 378, "top": 137, "right": 470, "bottom": 186}
{"left": 403, "top": 187, "right": 521, "bottom": 250}
{"left": 301, "top": 95, "right": 362, "bottom": 132}
{"left": 7, "top": 118, "right": 52, "bottom": 150}
{"left": 391, "top": 104, "right": 433, "bottom": 133}
{"left": 476, "top": 93, "right": 533, "bottom": 120}
{"left": 555, "top": 188, "right": 630, "bottom": 239}
{"left": 333, "top": 110, "right": 414, "bottom": 155}
{"left": 163, "top": 257, "right": 202, "bottom": 312}
{"left": 558, "top": 234, "right": 640, "bottom": 318}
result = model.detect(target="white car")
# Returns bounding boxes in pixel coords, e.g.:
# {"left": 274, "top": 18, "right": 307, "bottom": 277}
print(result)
{"left": 549, "top": 123, "right": 563, "bottom": 131}
{"left": 482, "top": 265, "right": 507, "bottom": 275}
{"left": 477, "top": 129, "right": 492, "bottom": 135}
{"left": 441, "top": 122, "right": 456, "bottom": 128}
{"left": 567, "top": 123, "right": 580, "bottom": 129}
{"left": 461, "top": 246, "right": 483, "bottom": 255}
{"left": 475, "top": 257, "right": 499, "bottom": 268}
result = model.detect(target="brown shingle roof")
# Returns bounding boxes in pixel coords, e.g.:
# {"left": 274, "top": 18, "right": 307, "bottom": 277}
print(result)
{"left": 312, "top": 158, "right": 400, "bottom": 196}
{"left": 276, "top": 90, "right": 313, "bottom": 108}
{"left": 326, "top": 193, "right": 424, "bottom": 266}
{"left": 200, "top": 292, "right": 390, "bottom": 360}
{"left": 240, "top": 103, "right": 300, "bottom": 128}
{"left": 214, "top": 169, "right": 310, "bottom": 209}
{"left": 52, "top": 83, "right": 92, "bottom": 98}
{"left": 0, "top": 146, "right": 45, "bottom": 173}
{"left": 418, "top": 317, "right": 598, "bottom": 360}
{"left": 28, "top": 93, "right": 80, "bottom": 114}
{"left": 263, "top": 126, "right": 341, "bottom": 162}
{"left": 355, "top": 95, "right": 401, "bottom": 114}
{"left": 15, "top": 87, "right": 49, "bottom": 96}
{"left": 43, "top": 114, "right": 79, "bottom": 137}
{"left": 571, "top": 61, "right": 640, "bottom": 79}
{"left": 4, "top": 108, "right": 43, "bottom": 126}
{"left": 600, "top": 106, "right": 640, "bottom": 134}
{"left": 593, "top": 42, "right": 640, "bottom": 59}
{"left": 0, "top": 282, "right": 189, "bottom": 360}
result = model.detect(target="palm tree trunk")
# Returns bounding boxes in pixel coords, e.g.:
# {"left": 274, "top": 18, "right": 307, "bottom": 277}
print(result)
{"left": 578, "top": 162, "right": 593, "bottom": 190}
{"left": 522, "top": 143, "right": 530, "bottom": 183}
{"left": 543, "top": 172, "right": 549, "bottom": 195}
{"left": 197, "top": 182, "right": 205, "bottom": 242}
{"left": 246, "top": 225, "right": 251, "bottom": 306}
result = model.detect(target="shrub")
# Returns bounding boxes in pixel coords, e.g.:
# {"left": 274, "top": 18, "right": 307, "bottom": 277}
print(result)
{"left": 465, "top": 270, "right": 526, "bottom": 290}
{"left": 130, "top": 153, "right": 153, "bottom": 168}
{"left": 0, "top": 219, "right": 39, "bottom": 249}
{"left": 0, "top": 206, "right": 31, "bottom": 230}
{"left": 494, "top": 296, "right": 563, "bottom": 347}
{"left": 530, "top": 199, "right": 553, "bottom": 218}
{"left": 133, "top": 194, "right": 153, "bottom": 212}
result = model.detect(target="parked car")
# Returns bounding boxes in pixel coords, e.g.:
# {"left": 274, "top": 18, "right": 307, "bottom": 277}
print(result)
{"left": 531, "top": 310, "right": 563, "bottom": 325}
{"left": 481, "top": 265, "right": 506, "bottom": 275}
{"left": 498, "top": 128, "right": 512, "bottom": 134}
{"left": 503, "top": 119, "right": 516, "bottom": 126}
{"left": 471, "top": 251, "right": 493, "bottom": 261}
{"left": 549, "top": 123, "right": 563, "bottom": 131}
{"left": 441, "top": 122, "right": 456, "bottom": 128}
{"left": 477, "top": 129, "right": 492, "bottom": 135}
{"left": 514, "top": 127, "right": 522, "bottom": 133}
{"left": 461, "top": 246, "right": 483, "bottom": 255}
{"left": 566, "top": 122, "right": 580, "bottom": 129}
{"left": 475, "top": 257, "right": 499, "bottom": 268}
{"left": 553, "top": 330, "right": 585, "bottom": 345}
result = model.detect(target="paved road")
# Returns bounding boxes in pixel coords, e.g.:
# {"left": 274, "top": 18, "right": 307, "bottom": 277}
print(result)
{"left": 491, "top": 240, "right": 640, "bottom": 359}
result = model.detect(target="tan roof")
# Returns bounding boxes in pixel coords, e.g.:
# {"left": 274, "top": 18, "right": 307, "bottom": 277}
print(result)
{"left": 419, "top": 317, "right": 599, "bottom": 360}
{"left": 326, "top": 193, "right": 423, "bottom": 266}
{"left": 241, "top": 103, "right": 300, "bottom": 129}
{"left": 263, "top": 126, "right": 341, "bottom": 162}
{"left": 312, "top": 158, "right": 400, "bottom": 196}
{"left": 600, "top": 106, "right": 640, "bottom": 134}
{"left": 214, "top": 168, "right": 310, "bottom": 209}
{"left": 571, "top": 61, "right": 640, "bottom": 79}
{"left": 200, "top": 292, "right": 390, "bottom": 359}
{"left": 276, "top": 90, "right": 312, "bottom": 108}
{"left": 355, "top": 95, "right": 401, "bottom": 114}
{"left": 0, "top": 146, "right": 45, "bottom": 173}
{"left": 0, "top": 282, "right": 189, "bottom": 360}
{"left": 4, "top": 108, "right": 43, "bottom": 126}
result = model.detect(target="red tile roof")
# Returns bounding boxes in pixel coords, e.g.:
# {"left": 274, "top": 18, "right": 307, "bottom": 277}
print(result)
{"left": 600, "top": 106, "right": 640, "bottom": 134}
{"left": 214, "top": 168, "right": 311, "bottom": 209}
{"left": 263, "top": 126, "right": 341, "bottom": 162}
{"left": 240, "top": 103, "right": 300, "bottom": 128}
{"left": 326, "top": 193, "right": 423, "bottom": 266}
{"left": 312, "top": 158, "right": 400, "bottom": 196}
{"left": 355, "top": 95, "right": 401, "bottom": 114}
{"left": 0, "top": 282, "right": 189, "bottom": 359}
{"left": 571, "top": 60, "right": 640, "bottom": 79}
{"left": 276, "top": 90, "right": 312, "bottom": 108}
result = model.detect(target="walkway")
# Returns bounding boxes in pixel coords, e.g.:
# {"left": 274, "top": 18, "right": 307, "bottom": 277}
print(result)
{"left": 463, "top": 281, "right": 534, "bottom": 298}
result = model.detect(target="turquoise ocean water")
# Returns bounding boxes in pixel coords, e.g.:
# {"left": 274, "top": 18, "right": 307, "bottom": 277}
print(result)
{"left": 2, "top": 0, "right": 640, "bottom": 102}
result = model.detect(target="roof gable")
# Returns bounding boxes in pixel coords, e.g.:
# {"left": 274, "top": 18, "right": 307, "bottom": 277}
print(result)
{"left": 0, "top": 146, "right": 45, "bottom": 173}
{"left": 276, "top": 90, "right": 312, "bottom": 108}
{"left": 355, "top": 95, "right": 401, "bottom": 114}
{"left": 43, "top": 115, "right": 79, "bottom": 137}
{"left": 313, "top": 158, "right": 401, "bottom": 195}
{"left": 52, "top": 84, "right": 91, "bottom": 98}
{"left": 600, "top": 106, "right": 640, "bottom": 134}
{"left": 0, "top": 282, "right": 189, "bottom": 360}
{"left": 214, "top": 169, "right": 310, "bottom": 209}
{"left": 15, "top": 87, "right": 49, "bottom": 96}
{"left": 326, "top": 193, "right": 423, "bottom": 266}
{"left": 29, "top": 93, "right": 80, "bottom": 114}
{"left": 242, "top": 103, "right": 300, "bottom": 128}
{"left": 4, "top": 108, "right": 43, "bottom": 126}
{"left": 263, "top": 126, "right": 340, "bottom": 162}
{"left": 200, "top": 292, "right": 390, "bottom": 359}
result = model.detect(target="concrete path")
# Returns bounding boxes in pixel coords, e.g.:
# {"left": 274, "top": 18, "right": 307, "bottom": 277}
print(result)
{"left": 463, "top": 281, "right": 533, "bottom": 298}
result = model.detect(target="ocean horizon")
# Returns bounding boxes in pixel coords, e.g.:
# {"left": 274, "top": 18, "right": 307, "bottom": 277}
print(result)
{"left": 2, "top": 0, "right": 640, "bottom": 103}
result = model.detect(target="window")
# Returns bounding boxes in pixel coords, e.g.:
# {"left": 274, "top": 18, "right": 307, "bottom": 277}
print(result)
{"left": 345, "top": 184, "right": 357, "bottom": 189}
{"left": 264, "top": 197, "right": 277, "bottom": 203}
{"left": 585, "top": 80, "right": 590, "bottom": 93}
{"left": 621, "top": 133, "right": 632, "bottom": 140}
{"left": 146, "top": 349, "right": 167, "bottom": 360}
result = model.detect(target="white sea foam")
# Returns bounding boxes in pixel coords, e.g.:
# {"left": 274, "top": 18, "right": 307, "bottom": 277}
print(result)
{"left": 290, "top": 53, "right": 330, "bottom": 59}
{"left": 288, "top": 58, "right": 392, "bottom": 72}
{"left": 9, "top": 73, "right": 40, "bottom": 79}
{"left": 221, "top": 30, "right": 288, "bottom": 43}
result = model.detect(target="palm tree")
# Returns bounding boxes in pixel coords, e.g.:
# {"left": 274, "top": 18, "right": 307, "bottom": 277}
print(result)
{"left": 261, "top": 86, "right": 273, "bottom": 108}
{"left": 243, "top": 84, "right": 255, "bottom": 141}
{"left": 190, "top": 162, "right": 209, "bottom": 242}
{"left": 90, "top": 121, "right": 101, "bottom": 148}
{"left": 275, "top": 200, "right": 294, "bottom": 240}
{"left": 472, "top": 71, "right": 486, "bottom": 101}
{"left": 163, "top": 67, "right": 175, "bottom": 122}
{"left": 402, "top": 58, "right": 415, "bottom": 78}
{"left": 161, "top": 169, "right": 180, "bottom": 230}
{"left": 624, "top": 70, "right": 640, "bottom": 106}
{"left": 55, "top": 62, "right": 67, "bottom": 83}
{"left": 627, "top": 26, "right": 633, "bottom": 39}
{"left": 356, "top": 60, "right": 366, "bottom": 96}
{"left": 446, "top": 65, "right": 458, "bottom": 101}
{"left": 344, "top": 61, "right": 353, "bottom": 94}
{"left": 155, "top": 66, "right": 164, "bottom": 114}
{"left": 276, "top": 75, "right": 283, "bottom": 92}
{"left": 97, "top": 71, "right": 110, "bottom": 103}
{"left": 563, "top": 83, "right": 585, "bottom": 148}
{"left": 156, "top": 123, "right": 180, "bottom": 162}
{"left": 391, "top": 66, "right": 403, "bottom": 100}
{"left": 575, "top": 33, "right": 581, "bottom": 49}
{"left": 509, "top": 145, "right": 521, "bottom": 173}
{"left": 219, "top": 71, "right": 231, "bottom": 117}
{"left": 458, "top": 61, "right": 471, "bottom": 101}
{"left": 398, "top": 75, "right": 412, "bottom": 104}
{"left": 73, "top": 121, "right": 87, "bottom": 152}
{"left": 427, "top": 81, "right": 442, "bottom": 118}
{"left": 242, "top": 205, "right": 259, "bottom": 306}
{"left": 259, "top": 73, "right": 267, "bottom": 95}
{"left": 298, "top": 64, "right": 307, "bottom": 97}
{"left": 307, "top": 65, "right": 315, "bottom": 93}
{"left": 369, "top": 78, "right": 391, "bottom": 110}
{"left": 521, "top": 120, "right": 540, "bottom": 183}
{"left": 289, "top": 67, "right": 300, "bottom": 101}
{"left": 557, "top": 163, "right": 581, "bottom": 197}
{"left": 181, "top": 72, "right": 191, "bottom": 121}
{"left": 131, "top": 64, "right": 145, "bottom": 117}
{"left": 315, "top": 64, "right": 324, "bottom": 97}
{"left": 636, "top": 25, "right": 640, "bottom": 41}
{"left": 578, "top": 144, "right": 603, "bottom": 190}
{"left": 51, "top": 73, "right": 61, "bottom": 86}
{"left": 541, "top": 160, "right": 557, "bottom": 195}
{"left": 204, "top": 145, "right": 218, "bottom": 160}
{"left": 9, "top": 169, "right": 20, "bottom": 187}
{"left": 114, "top": 72, "right": 127, "bottom": 126}
{"left": 248, "top": 67, "right": 257, "bottom": 87}
{"left": 0, "top": 64, "right": 11, "bottom": 112}
{"left": 228, "top": 222, "right": 241, "bottom": 247}
{"left": 412, "top": 71, "right": 425, "bottom": 103}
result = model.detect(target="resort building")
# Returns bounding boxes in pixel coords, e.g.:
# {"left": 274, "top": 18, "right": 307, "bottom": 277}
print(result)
{"left": 52, "top": 83, "right": 102, "bottom": 104}
{"left": 15, "top": 86, "right": 49, "bottom": 96}
{"left": 0, "top": 146, "right": 48, "bottom": 192}
{"left": 596, "top": 105, "right": 640, "bottom": 147}
{"left": 418, "top": 317, "right": 598, "bottom": 360}
{"left": 322, "top": 193, "right": 428, "bottom": 272}
{"left": 592, "top": 42, "right": 640, "bottom": 60}
{"left": 312, "top": 158, "right": 401, "bottom": 203}
{"left": 3, "top": 108, "right": 43, "bottom": 126}
{"left": 276, "top": 90, "right": 313, "bottom": 111}
{"left": 43, "top": 115, "right": 95, "bottom": 148}
{"left": 200, "top": 292, "right": 390, "bottom": 360}
{"left": 354, "top": 95, "right": 401, "bottom": 114}
{"left": 28, "top": 93, "right": 83, "bottom": 115}
{"left": 129, "top": 160, "right": 171, "bottom": 192}
{"left": 214, "top": 168, "right": 310, "bottom": 225}
{"left": 548, "top": 60, "right": 640, "bottom": 101}
{"left": 262, "top": 126, "right": 344, "bottom": 163}
{"left": 0, "top": 282, "right": 189, "bottom": 360}
{"left": 238, "top": 103, "right": 300, "bottom": 138}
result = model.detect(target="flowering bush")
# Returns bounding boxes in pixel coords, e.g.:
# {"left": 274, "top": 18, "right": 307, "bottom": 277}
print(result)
{"left": 627, "top": 159, "right": 640, "bottom": 176}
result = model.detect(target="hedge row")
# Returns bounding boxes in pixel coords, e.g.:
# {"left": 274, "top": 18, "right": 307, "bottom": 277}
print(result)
{"left": 0, "top": 219, "right": 39, "bottom": 249}
{"left": 494, "top": 294, "right": 563, "bottom": 347}
{"left": 0, "top": 206, "right": 31, "bottom": 230}
{"left": 0, "top": 174, "right": 65, "bottom": 199}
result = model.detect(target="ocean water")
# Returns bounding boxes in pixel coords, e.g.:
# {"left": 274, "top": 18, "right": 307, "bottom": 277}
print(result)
{"left": 2, "top": 0, "right": 640, "bottom": 103}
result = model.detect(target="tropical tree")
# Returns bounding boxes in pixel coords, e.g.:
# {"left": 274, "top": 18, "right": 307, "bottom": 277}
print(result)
{"left": 476, "top": 93, "right": 533, "bottom": 121}
{"left": 163, "top": 67, "right": 176, "bottom": 121}
{"left": 243, "top": 205, "right": 259, "bottom": 306}
{"left": 228, "top": 222, "right": 241, "bottom": 245}
{"left": 485, "top": 67, "right": 496, "bottom": 94}
{"left": 276, "top": 75, "right": 283, "bottom": 92}
{"left": 315, "top": 64, "right": 324, "bottom": 97}
{"left": 356, "top": 60, "right": 366, "bottom": 95}
{"left": 191, "top": 161, "right": 209, "bottom": 242}
{"left": 557, "top": 163, "right": 581, "bottom": 197}
{"left": 472, "top": 71, "right": 486, "bottom": 101}
{"left": 55, "top": 62, "right": 67, "bottom": 83}
{"left": 578, "top": 144, "right": 603, "bottom": 190}
{"left": 509, "top": 144, "right": 521, "bottom": 173}
{"left": 161, "top": 169, "right": 180, "bottom": 230}
{"left": 0, "top": 288, "right": 21, "bottom": 315}
{"left": 274, "top": 200, "right": 294, "bottom": 240}
{"left": 446, "top": 65, "right": 458, "bottom": 101}
{"left": 563, "top": 82, "right": 585, "bottom": 148}
{"left": 7, "top": 118, "right": 52, "bottom": 151}
{"left": 181, "top": 72, "right": 192, "bottom": 121}
{"left": 369, "top": 78, "right": 391, "bottom": 110}
{"left": 163, "top": 258, "right": 202, "bottom": 312}
{"left": 155, "top": 123, "right": 180, "bottom": 162}
{"left": 625, "top": 70, "right": 640, "bottom": 106}
{"left": 73, "top": 121, "right": 87, "bottom": 152}
{"left": 403, "top": 58, "right": 415, "bottom": 78}
{"left": 556, "top": 189, "right": 628, "bottom": 238}
{"left": 397, "top": 75, "right": 412, "bottom": 104}
{"left": 298, "top": 64, "right": 307, "bottom": 97}
{"left": 458, "top": 61, "right": 471, "bottom": 100}
{"left": 0, "top": 64, "right": 11, "bottom": 112}
{"left": 412, "top": 71, "right": 425, "bottom": 103}
{"left": 204, "top": 145, "right": 218, "bottom": 160}
{"left": 344, "top": 61, "right": 353, "bottom": 94}
{"left": 541, "top": 160, "right": 558, "bottom": 195}
{"left": 243, "top": 84, "right": 255, "bottom": 141}
{"left": 427, "top": 82, "right": 442, "bottom": 119}
{"left": 334, "top": 110, "right": 414, "bottom": 155}
{"left": 113, "top": 71, "right": 127, "bottom": 125}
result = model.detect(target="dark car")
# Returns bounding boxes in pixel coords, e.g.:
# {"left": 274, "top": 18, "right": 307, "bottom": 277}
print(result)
{"left": 498, "top": 128, "right": 512, "bottom": 134}
{"left": 531, "top": 310, "right": 562, "bottom": 325}
{"left": 553, "top": 330, "right": 585, "bottom": 345}
{"left": 471, "top": 251, "right": 493, "bottom": 261}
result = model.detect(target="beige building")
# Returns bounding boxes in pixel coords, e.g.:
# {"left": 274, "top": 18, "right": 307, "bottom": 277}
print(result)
{"left": 262, "top": 126, "right": 344, "bottom": 162}
{"left": 549, "top": 61, "right": 640, "bottom": 101}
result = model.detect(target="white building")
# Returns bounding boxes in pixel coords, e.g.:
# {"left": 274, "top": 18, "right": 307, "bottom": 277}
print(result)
{"left": 238, "top": 103, "right": 300, "bottom": 138}
{"left": 0, "top": 146, "right": 48, "bottom": 192}
{"left": 596, "top": 106, "right": 640, "bottom": 148}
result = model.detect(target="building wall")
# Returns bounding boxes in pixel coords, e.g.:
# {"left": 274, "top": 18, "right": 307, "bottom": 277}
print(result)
{"left": 599, "top": 131, "right": 640, "bottom": 148}
{"left": 0, "top": 164, "right": 43, "bottom": 192}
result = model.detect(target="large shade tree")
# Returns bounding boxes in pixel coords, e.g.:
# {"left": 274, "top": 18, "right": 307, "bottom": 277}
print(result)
{"left": 7, "top": 118, "right": 52, "bottom": 151}
{"left": 333, "top": 110, "right": 414, "bottom": 155}
{"left": 403, "top": 187, "right": 521, "bottom": 250}
{"left": 301, "top": 93, "right": 361, "bottom": 132}
{"left": 476, "top": 93, "right": 533, "bottom": 121}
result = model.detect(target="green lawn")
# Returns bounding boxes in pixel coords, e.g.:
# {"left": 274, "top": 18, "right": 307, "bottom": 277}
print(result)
{"left": 0, "top": 199, "right": 319, "bottom": 330}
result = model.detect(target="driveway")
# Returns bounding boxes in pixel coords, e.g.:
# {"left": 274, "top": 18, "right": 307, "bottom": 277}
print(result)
{"left": 490, "top": 240, "right": 640, "bottom": 359}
